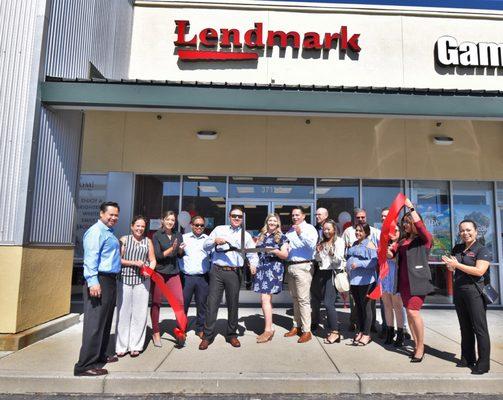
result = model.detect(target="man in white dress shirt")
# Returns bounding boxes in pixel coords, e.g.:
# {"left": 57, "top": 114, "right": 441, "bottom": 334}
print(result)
{"left": 179, "top": 216, "right": 211, "bottom": 339}
{"left": 199, "top": 207, "right": 258, "bottom": 350}
{"left": 284, "top": 207, "right": 319, "bottom": 343}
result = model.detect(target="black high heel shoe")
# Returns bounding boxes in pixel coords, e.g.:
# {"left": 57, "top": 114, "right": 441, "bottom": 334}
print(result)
{"left": 410, "top": 353, "right": 425, "bottom": 363}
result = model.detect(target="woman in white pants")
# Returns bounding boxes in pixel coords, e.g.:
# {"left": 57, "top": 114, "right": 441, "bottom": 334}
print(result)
{"left": 116, "top": 216, "right": 156, "bottom": 357}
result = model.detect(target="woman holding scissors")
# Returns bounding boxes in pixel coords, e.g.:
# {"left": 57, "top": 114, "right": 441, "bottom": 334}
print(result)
{"left": 251, "top": 213, "right": 290, "bottom": 343}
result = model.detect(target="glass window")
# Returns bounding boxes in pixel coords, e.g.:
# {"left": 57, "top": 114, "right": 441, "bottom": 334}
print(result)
{"left": 410, "top": 180, "right": 451, "bottom": 262}
{"left": 182, "top": 176, "right": 226, "bottom": 234}
{"left": 134, "top": 175, "right": 180, "bottom": 231}
{"left": 452, "top": 181, "right": 497, "bottom": 262}
{"left": 316, "top": 178, "right": 359, "bottom": 233}
{"left": 229, "top": 177, "right": 314, "bottom": 200}
{"left": 362, "top": 179, "right": 403, "bottom": 229}
{"left": 425, "top": 265, "right": 453, "bottom": 304}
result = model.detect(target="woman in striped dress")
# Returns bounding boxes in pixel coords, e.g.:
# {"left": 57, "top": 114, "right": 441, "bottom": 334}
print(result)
{"left": 115, "top": 216, "right": 156, "bottom": 357}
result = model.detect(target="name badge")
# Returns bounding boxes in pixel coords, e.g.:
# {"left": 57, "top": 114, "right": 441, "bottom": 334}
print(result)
{"left": 414, "top": 265, "right": 423, "bottom": 269}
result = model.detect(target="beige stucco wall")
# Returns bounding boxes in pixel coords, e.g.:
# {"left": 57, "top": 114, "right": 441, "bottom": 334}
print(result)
{"left": 0, "top": 246, "right": 73, "bottom": 333}
{"left": 81, "top": 111, "right": 503, "bottom": 180}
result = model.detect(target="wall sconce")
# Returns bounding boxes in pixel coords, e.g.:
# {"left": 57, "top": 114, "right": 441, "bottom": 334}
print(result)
{"left": 433, "top": 136, "right": 454, "bottom": 145}
{"left": 197, "top": 130, "right": 218, "bottom": 140}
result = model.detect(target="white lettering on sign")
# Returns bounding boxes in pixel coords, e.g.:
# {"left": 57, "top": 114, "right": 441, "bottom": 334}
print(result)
{"left": 435, "top": 36, "right": 503, "bottom": 67}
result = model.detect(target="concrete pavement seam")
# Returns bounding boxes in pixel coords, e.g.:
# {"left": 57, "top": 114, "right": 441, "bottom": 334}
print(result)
{"left": 355, "top": 372, "right": 362, "bottom": 394}
{"left": 153, "top": 342, "right": 177, "bottom": 372}
{"left": 313, "top": 334, "right": 341, "bottom": 373}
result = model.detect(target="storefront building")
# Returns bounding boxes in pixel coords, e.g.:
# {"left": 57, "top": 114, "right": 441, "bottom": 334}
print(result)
{"left": 2, "top": 0, "right": 503, "bottom": 337}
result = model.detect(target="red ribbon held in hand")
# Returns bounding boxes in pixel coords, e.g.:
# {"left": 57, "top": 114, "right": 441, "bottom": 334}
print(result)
{"left": 368, "top": 193, "right": 406, "bottom": 300}
{"left": 140, "top": 267, "right": 188, "bottom": 340}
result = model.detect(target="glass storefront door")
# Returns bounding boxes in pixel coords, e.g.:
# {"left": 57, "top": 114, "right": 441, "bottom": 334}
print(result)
{"left": 228, "top": 201, "right": 314, "bottom": 236}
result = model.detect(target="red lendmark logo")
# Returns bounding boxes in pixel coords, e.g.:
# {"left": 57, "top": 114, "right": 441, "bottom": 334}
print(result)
{"left": 178, "top": 49, "right": 259, "bottom": 61}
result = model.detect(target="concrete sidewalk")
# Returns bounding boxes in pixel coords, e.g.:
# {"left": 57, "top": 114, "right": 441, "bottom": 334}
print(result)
{"left": 0, "top": 307, "right": 502, "bottom": 395}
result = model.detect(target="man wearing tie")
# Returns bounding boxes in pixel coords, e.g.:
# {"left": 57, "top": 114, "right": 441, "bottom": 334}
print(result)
{"left": 199, "top": 207, "right": 258, "bottom": 350}
{"left": 284, "top": 207, "right": 319, "bottom": 343}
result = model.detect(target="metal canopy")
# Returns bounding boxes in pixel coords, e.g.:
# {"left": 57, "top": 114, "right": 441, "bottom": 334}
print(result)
{"left": 40, "top": 77, "right": 503, "bottom": 119}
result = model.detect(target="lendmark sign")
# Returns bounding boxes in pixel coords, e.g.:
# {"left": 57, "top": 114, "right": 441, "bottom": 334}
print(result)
{"left": 435, "top": 36, "right": 503, "bottom": 67}
{"left": 174, "top": 20, "right": 361, "bottom": 61}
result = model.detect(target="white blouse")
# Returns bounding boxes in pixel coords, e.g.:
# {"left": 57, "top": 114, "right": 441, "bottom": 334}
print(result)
{"left": 316, "top": 237, "right": 346, "bottom": 270}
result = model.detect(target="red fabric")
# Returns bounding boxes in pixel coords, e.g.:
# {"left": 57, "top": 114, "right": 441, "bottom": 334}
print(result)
{"left": 144, "top": 268, "right": 187, "bottom": 339}
{"left": 368, "top": 193, "right": 406, "bottom": 300}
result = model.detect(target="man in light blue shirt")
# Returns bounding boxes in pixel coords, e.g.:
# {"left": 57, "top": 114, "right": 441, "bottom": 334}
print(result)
{"left": 179, "top": 216, "right": 211, "bottom": 338}
{"left": 199, "top": 207, "right": 258, "bottom": 350}
{"left": 75, "top": 202, "right": 121, "bottom": 377}
{"left": 284, "top": 207, "right": 318, "bottom": 343}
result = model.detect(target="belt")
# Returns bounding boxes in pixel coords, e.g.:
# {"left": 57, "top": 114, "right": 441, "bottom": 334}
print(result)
{"left": 286, "top": 260, "right": 315, "bottom": 266}
{"left": 98, "top": 272, "right": 118, "bottom": 277}
{"left": 213, "top": 264, "right": 240, "bottom": 271}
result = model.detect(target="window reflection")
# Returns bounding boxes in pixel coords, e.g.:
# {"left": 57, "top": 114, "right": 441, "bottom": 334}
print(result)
{"left": 362, "top": 179, "right": 403, "bottom": 228}
{"left": 410, "top": 180, "right": 451, "bottom": 262}
{"left": 229, "top": 177, "right": 314, "bottom": 199}
{"left": 453, "top": 181, "right": 497, "bottom": 262}
{"left": 182, "top": 176, "right": 226, "bottom": 234}
{"left": 316, "top": 179, "right": 359, "bottom": 234}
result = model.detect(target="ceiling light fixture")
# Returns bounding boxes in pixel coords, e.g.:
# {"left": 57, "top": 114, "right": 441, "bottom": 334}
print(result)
{"left": 197, "top": 130, "right": 218, "bottom": 140}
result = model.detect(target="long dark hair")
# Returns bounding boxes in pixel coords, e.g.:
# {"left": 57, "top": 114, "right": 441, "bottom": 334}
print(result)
{"left": 319, "top": 219, "right": 339, "bottom": 256}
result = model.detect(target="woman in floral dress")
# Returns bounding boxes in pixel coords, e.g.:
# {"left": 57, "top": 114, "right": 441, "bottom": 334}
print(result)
{"left": 251, "top": 213, "right": 289, "bottom": 343}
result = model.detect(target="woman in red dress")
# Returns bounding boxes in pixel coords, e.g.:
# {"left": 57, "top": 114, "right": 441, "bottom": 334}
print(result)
{"left": 390, "top": 198, "right": 433, "bottom": 363}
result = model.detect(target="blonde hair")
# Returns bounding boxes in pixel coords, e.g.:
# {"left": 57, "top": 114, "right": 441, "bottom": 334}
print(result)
{"left": 257, "top": 213, "right": 283, "bottom": 245}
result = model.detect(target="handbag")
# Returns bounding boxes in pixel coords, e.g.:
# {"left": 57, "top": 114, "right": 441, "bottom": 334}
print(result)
{"left": 332, "top": 267, "right": 350, "bottom": 293}
{"left": 469, "top": 276, "right": 499, "bottom": 305}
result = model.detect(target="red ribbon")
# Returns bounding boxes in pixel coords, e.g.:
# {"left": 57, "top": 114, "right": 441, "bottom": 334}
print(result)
{"left": 141, "top": 267, "right": 188, "bottom": 340}
{"left": 368, "top": 193, "right": 406, "bottom": 300}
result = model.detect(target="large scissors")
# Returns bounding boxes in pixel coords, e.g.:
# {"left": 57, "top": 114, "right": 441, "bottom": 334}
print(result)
{"left": 214, "top": 212, "right": 275, "bottom": 256}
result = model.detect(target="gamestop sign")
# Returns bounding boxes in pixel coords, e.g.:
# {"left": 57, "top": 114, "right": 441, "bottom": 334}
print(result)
{"left": 435, "top": 36, "right": 503, "bottom": 67}
{"left": 174, "top": 20, "right": 361, "bottom": 61}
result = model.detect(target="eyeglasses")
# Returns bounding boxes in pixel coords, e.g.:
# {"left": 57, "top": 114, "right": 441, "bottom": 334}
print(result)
{"left": 230, "top": 214, "right": 243, "bottom": 219}
{"left": 193, "top": 224, "right": 205, "bottom": 228}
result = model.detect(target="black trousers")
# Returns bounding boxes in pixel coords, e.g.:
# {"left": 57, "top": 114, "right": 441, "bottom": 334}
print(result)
{"left": 182, "top": 273, "right": 209, "bottom": 334}
{"left": 311, "top": 268, "right": 339, "bottom": 331}
{"left": 203, "top": 265, "right": 241, "bottom": 342}
{"left": 350, "top": 293, "right": 377, "bottom": 329}
{"left": 74, "top": 273, "right": 117, "bottom": 374}
{"left": 454, "top": 283, "right": 491, "bottom": 371}
{"left": 350, "top": 283, "right": 374, "bottom": 336}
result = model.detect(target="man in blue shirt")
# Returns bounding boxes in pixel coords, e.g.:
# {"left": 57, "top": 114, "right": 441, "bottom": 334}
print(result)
{"left": 284, "top": 207, "right": 318, "bottom": 343}
{"left": 199, "top": 207, "right": 258, "bottom": 350}
{"left": 74, "top": 202, "right": 121, "bottom": 376}
{"left": 179, "top": 215, "right": 211, "bottom": 339}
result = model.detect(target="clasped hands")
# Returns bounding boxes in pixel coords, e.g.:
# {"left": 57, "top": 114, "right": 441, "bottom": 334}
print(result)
{"left": 441, "top": 254, "right": 458, "bottom": 272}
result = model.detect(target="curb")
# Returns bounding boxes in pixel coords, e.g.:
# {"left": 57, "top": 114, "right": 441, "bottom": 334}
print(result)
{"left": 0, "top": 371, "right": 502, "bottom": 395}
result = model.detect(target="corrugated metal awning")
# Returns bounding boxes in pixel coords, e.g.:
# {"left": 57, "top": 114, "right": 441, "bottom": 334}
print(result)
{"left": 41, "top": 76, "right": 503, "bottom": 119}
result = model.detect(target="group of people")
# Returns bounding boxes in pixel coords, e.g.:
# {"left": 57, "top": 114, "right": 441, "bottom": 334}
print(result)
{"left": 74, "top": 199, "right": 493, "bottom": 377}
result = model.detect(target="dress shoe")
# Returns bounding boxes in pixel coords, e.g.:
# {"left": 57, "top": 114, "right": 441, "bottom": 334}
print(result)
{"left": 153, "top": 336, "right": 162, "bottom": 348}
{"left": 75, "top": 368, "right": 108, "bottom": 377}
{"left": 227, "top": 337, "right": 241, "bottom": 348}
{"left": 298, "top": 331, "right": 312, "bottom": 343}
{"left": 393, "top": 328, "right": 404, "bottom": 347}
{"left": 199, "top": 339, "right": 211, "bottom": 350}
{"left": 257, "top": 330, "right": 275, "bottom": 343}
{"left": 196, "top": 331, "right": 204, "bottom": 339}
{"left": 471, "top": 367, "right": 489, "bottom": 375}
{"left": 100, "top": 355, "right": 118, "bottom": 363}
{"left": 284, "top": 327, "right": 300, "bottom": 337}
{"left": 456, "top": 358, "right": 476, "bottom": 368}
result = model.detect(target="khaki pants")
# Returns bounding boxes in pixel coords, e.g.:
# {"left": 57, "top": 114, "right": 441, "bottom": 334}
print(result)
{"left": 287, "top": 262, "right": 314, "bottom": 333}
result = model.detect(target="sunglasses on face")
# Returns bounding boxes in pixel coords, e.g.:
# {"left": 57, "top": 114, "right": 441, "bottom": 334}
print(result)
{"left": 230, "top": 214, "right": 243, "bottom": 219}
{"left": 193, "top": 224, "right": 205, "bottom": 228}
